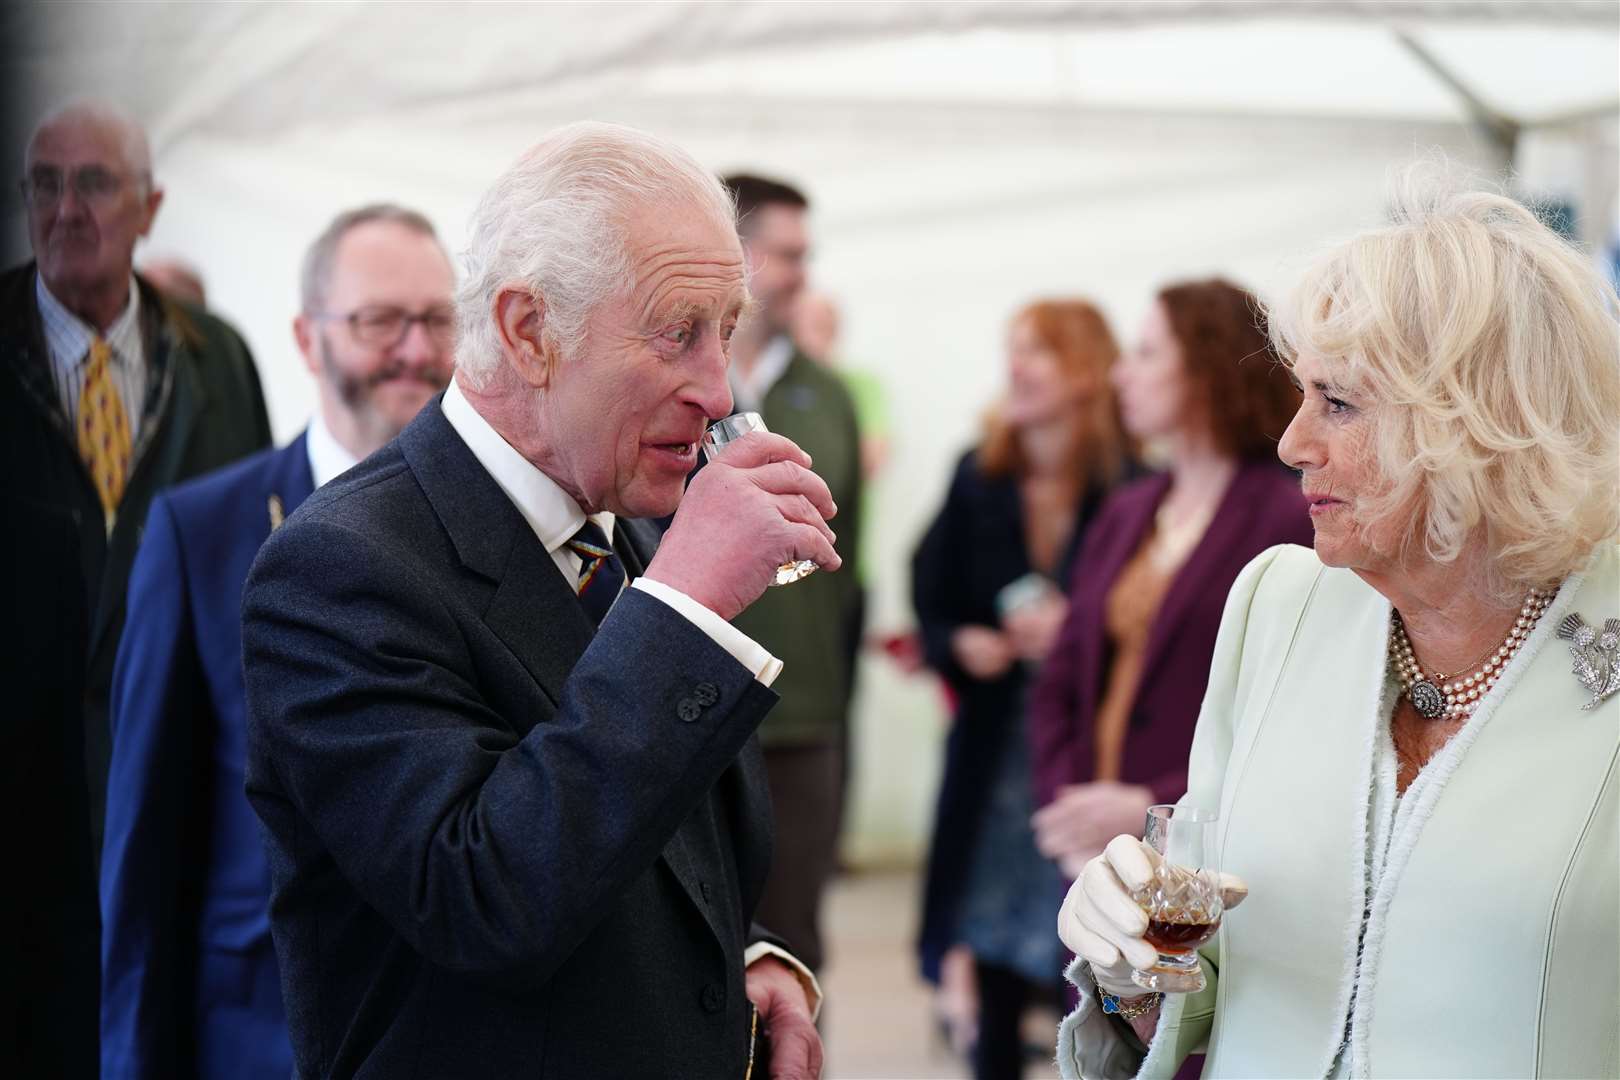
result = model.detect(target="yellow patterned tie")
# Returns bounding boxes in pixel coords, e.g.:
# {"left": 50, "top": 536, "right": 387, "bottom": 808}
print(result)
{"left": 77, "top": 336, "right": 132, "bottom": 528}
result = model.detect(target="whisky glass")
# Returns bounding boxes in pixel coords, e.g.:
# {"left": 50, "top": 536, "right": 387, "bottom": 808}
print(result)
{"left": 701, "top": 411, "right": 818, "bottom": 586}
{"left": 1130, "top": 804, "right": 1223, "bottom": 993}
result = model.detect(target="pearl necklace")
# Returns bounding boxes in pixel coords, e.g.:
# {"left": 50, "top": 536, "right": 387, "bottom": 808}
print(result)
{"left": 1388, "top": 588, "right": 1553, "bottom": 720}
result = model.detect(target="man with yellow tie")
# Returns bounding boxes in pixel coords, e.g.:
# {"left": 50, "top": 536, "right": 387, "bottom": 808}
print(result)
{"left": 0, "top": 100, "right": 270, "bottom": 1078}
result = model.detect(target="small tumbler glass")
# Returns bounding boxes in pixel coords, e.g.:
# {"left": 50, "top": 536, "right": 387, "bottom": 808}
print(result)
{"left": 701, "top": 411, "right": 818, "bottom": 586}
{"left": 1130, "top": 804, "right": 1224, "bottom": 993}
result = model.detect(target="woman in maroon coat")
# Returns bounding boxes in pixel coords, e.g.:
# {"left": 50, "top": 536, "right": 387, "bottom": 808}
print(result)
{"left": 1029, "top": 279, "right": 1311, "bottom": 880}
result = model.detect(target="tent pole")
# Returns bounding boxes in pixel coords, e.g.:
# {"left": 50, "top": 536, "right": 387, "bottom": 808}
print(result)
{"left": 1394, "top": 30, "right": 1520, "bottom": 172}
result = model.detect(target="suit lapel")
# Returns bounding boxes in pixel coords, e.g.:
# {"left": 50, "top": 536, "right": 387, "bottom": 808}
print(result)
{"left": 261, "top": 432, "right": 316, "bottom": 534}
{"left": 613, "top": 516, "right": 660, "bottom": 580}
{"left": 136, "top": 293, "right": 196, "bottom": 463}
{"left": 1099, "top": 475, "right": 1169, "bottom": 589}
{"left": 399, "top": 400, "right": 594, "bottom": 710}
{"left": 1137, "top": 463, "right": 1255, "bottom": 680}
{"left": 484, "top": 535, "right": 595, "bottom": 711}
{"left": 401, "top": 409, "right": 754, "bottom": 947}
{"left": 269, "top": 431, "right": 316, "bottom": 516}
{"left": 1076, "top": 477, "right": 1167, "bottom": 711}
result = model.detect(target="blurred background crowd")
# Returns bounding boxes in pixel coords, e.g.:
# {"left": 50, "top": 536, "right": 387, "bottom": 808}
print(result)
{"left": 4, "top": 2, "right": 1616, "bottom": 1078}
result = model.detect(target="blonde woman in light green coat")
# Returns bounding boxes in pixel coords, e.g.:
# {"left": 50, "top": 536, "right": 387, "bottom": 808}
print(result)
{"left": 1056, "top": 173, "right": 1620, "bottom": 1079}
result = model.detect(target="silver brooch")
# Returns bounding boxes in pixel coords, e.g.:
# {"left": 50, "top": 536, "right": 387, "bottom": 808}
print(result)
{"left": 1556, "top": 613, "right": 1620, "bottom": 710}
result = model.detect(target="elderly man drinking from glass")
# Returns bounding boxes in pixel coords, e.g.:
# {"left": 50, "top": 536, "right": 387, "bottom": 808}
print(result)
{"left": 241, "top": 123, "right": 836, "bottom": 1080}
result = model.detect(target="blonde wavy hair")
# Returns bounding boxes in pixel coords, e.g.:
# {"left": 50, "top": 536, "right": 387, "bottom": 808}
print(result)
{"left": 1270, "top": 166, "right": 1620, "bottom": 592}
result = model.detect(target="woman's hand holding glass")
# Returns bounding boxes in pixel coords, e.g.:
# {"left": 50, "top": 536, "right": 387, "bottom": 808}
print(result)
{"left": 1058, "top": 833, "right": 1249, "bottom": 998}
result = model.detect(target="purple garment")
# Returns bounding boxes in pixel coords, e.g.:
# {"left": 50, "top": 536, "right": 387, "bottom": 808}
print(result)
{"left": 1028, "top": 460, "right": 1314, "bottom": 809}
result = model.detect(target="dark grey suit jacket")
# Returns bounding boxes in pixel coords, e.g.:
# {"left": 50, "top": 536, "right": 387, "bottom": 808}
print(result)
{"left": 241, "top": 398, "right": 780, "bottom": 1078}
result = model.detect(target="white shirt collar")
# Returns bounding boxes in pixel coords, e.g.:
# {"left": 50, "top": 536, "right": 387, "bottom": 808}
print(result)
{"left": 36, "top": 272, "right": 142, "bottom": 374}
{"left": 304, "top": 408, "right": 362, "bottom": 489}
{"left": 730, "top": 333, "right": 795, "bottom": 413}
{"left": 439, "top": 378, "right": 615, "bottom": 554}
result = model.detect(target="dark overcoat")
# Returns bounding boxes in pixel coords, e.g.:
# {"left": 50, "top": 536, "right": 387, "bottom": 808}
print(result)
{"left": 1, "top": 262, "right": 270, "bottom": 1077}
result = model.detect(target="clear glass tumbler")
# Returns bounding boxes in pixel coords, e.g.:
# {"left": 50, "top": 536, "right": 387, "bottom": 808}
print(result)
{"left": 1130, "top": 804, "right": 1224, "bottom": 993}
{"left": 701, "top": 411, "right": 819, "bottom": 586}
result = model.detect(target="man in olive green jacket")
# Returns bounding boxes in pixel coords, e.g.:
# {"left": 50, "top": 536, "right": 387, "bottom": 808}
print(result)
{"left": 723, "top": 174, "right": 863, "bottom": 974}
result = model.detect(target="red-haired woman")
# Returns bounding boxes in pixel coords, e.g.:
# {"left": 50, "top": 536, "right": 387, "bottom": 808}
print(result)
{"left": 1028, "top": 280, "right": 1308, "bottom": 877}
{"left": 913, "top": 299, "right": 1134, "bottom": 1079}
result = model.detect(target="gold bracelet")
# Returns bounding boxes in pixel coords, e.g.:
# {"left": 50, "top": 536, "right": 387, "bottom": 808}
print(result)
{"left": 1097, "top": 987, "right": 1161, "bottom": 1020}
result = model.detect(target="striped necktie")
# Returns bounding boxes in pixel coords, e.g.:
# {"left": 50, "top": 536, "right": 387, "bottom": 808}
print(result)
{"left": 566, "top": 520, "right": 626, "bottom": 627}
{"left": 77, "top": 335, "right": 132, "bottom": 528}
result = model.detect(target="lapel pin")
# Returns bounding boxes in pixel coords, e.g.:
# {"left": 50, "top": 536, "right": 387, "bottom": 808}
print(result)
{"left": 268, "top": 494, "right": 285, "bottom": 532}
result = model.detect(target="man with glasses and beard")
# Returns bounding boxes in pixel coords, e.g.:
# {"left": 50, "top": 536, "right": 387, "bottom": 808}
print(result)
{"left": 98, "top": 203, "right": 455, "bottom": 1080}
{"left": 1, "top": 99, "right": 272, "bottom": 1079}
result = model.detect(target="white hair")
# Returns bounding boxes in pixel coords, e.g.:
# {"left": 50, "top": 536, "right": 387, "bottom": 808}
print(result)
{"left": 27, "top": 99, "right": 154, "bottom": 190}
{"left": 1271, "top": 162, "right": 1620, "bottom": 591}
{"left": 455, "top": 121, "right": 736, "bottom": 389}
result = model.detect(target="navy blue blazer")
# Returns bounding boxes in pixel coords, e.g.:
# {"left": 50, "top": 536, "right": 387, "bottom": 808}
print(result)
{"left": 240, "top": 399, "right": 781, "bottom": 1078}
{"left": 101, "top": 435, "right": 314, "bottom": 1080}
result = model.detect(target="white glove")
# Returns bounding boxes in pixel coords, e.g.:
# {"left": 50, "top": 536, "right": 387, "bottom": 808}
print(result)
{"left": 1057, "top": 834, "right": 1249, "bottom": 998}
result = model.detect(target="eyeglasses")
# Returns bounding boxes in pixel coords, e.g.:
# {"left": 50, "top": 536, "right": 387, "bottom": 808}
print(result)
{"left": 20, "top": 165, "right": 143, "bottom": 207}
{"left": 312, "top": 305, "right": 457, "bottom": 349}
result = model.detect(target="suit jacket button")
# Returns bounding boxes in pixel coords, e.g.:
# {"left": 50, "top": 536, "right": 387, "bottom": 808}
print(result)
{"left": 693, "top": 681, "right": 720, "bottom": 707}
{"left": 677, "top": 698, "right": 701, "bottom": 723}
{"left": 700, "top": 982, "right": 725, "bottom": 1014}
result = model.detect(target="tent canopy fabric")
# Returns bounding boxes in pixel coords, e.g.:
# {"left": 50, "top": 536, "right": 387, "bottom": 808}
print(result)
{"left": 16, "top": 2, "right": 1619, "bottom": 144}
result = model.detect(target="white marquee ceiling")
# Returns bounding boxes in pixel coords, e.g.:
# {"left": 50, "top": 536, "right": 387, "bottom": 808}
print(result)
{"left": 16, "top": 1, "right": 1618, "bottom": 148}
